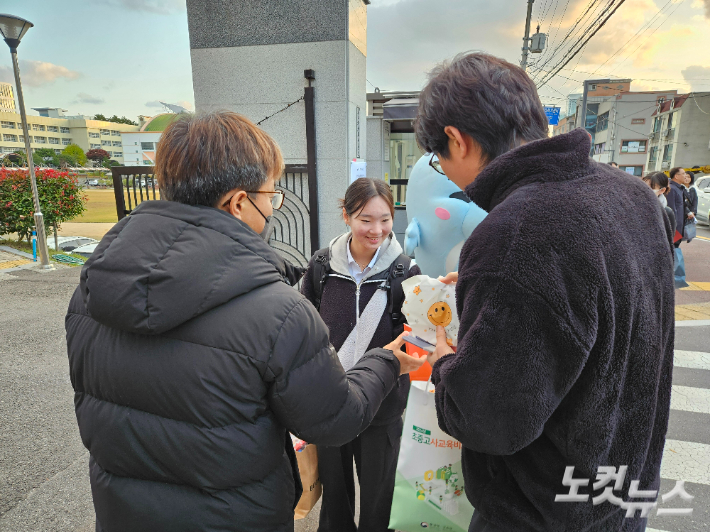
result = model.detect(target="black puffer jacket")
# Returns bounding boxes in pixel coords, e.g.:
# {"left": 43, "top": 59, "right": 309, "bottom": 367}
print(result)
{"left": 65, "top": 201, "right": 401, "bottom": 532}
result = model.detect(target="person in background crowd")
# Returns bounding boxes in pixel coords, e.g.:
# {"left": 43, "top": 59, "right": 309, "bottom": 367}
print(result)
{"left": 668, "top": 167, "right": 688, "bottom": 245}
{"left": 416, "top": 52, "right": 674, "bottom": 532}
{"left": 685, "top": 171, "right": 698, "bottom": 220}
{"left": 65, "top": 112, "right": 424, "bottom": 532}
{"left": 608, "top": 161, "right": 619, "bottom": 168}
{"left": 643, "top": 172, "right": 676, "bottom": 240}
{"left": 301, "top": 178, "right": 421, "bottom": 532}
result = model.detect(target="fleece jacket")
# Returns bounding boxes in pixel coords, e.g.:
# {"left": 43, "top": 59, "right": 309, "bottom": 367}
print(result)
{"left": 431, "top": 128, "right": 675, "bottom": 532}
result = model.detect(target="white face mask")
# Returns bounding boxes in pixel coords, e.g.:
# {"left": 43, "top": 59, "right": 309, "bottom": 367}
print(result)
{"left": 658, "top": 194, "right": 667, "bottom": 208}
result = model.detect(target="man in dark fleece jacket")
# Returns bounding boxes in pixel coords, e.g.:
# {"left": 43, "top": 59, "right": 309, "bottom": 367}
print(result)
{"left": 415, "top": 53, "right": 675, "bottom": 532}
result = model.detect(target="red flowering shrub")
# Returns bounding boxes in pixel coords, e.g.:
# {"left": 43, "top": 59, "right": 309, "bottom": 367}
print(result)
{"left": 0, "top": 168, "right": 87, "bottom": 241}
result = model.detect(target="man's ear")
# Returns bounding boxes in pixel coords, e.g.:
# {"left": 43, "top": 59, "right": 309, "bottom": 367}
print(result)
{"left": 224, "top": 190, "right": 247, "bottom": 218}
{"left": 443, "top": 126, "right": 470, "bottom": 160}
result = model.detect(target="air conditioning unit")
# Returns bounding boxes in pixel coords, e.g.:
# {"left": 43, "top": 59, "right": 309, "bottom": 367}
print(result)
{"left": 661, "top": 161, "right": 670, "bottom": 169}
{"left": 661, "top": 130, "right": 668, "bottom": 138}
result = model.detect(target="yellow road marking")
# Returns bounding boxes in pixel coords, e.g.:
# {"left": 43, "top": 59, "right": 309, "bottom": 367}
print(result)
{"left": 696, "top": 235, "right": 710, "bottom": 241}
{"left": 0, "top": 259, "right": 31, "bottom": 270}
{"left": 680, "top": 282, "right": 710, "bottom": 291}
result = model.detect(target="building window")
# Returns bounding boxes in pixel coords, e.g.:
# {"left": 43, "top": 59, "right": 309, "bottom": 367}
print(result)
{"left": 141, "top": 142, "right": 154, "bottom": 150}
{"left": 54, "top": 149, "right": 62, "bottom": 155}
{"left": 653, "top": 117, "right": 662, "bottom": 132}
{"left": 101, "top": 140, "right": 111, "bottom": 146}
{"left": 112, "top": 141, "right": 121, "bottom": 147}
{"left": 100, "top": 129, "right": 110, "bottom": 136}
{"left": 1, "top": 121, "right": 15, "bottom": 129}
{"left": 662, "top": 144, "right": 673, "bottom": 161}
{"left": 62, "top": 138, "right": 72, "bottom": 146}
{"left": 144, "top": 160, "right": 153, "bottom": 165}
{"left": 621, "top": 166, "right": 643, "bottom": 176}
{"left": 620, "top": 140, "right": 646, "bottom": 153}
{"left": 3, "top": 134, "right": 17, "bottom": 142}
{"left": 114, "top": 152, "right": 123, "bottom": 158}
{"left": 49, "top": 137, "right": 60, "bottom": 145}
{"left": 631, "top": 118, "right": 645, "bottom": 125}
{"left": 60, "top": 127, "right": 70, "bottom": 134}
{"left": 3, "top": 147, "right": 17, "bottom": 153}
{"left": 596, "top": 111, "right": 609, "bottom": 132}
{"left": 31, "top": 124, "right": 45, "bottom": 131}
{"left": 90, "top": 143, "right": 101, "bottom": 149}
{"left": 590, "top": 84, "right": 597, "bottom": 90}
{"left": 47, "top": 125, "right": 58, "bottom": 132}
{"left": 19, "top": 135, "right": 31, "bottom": 143}
{"left": 111, "top": 130, "right": 120, "bottom": 136}
{"left": 89, "top": 132, "right": 100, "bottom": 138}
{"left": 594, "top": 142, "right": 606, "bottom": 155}
{"left": 35, "top": 136, "right": 47, "bottom": 144}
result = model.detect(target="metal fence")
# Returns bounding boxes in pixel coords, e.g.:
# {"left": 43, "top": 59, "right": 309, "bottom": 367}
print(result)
{"left": 111, "top": 166, "right": 159, "bottom": 221}
{"left": 111, "top": 164, "right": 317, "bottom": 267}
{"left": 268, "top": 164, "right": 314, "bottom": 268}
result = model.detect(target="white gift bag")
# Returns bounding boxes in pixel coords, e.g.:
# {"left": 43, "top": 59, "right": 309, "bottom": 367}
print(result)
{"left": 389, "top": 381, "right": 474, "bottom": 532}
{"left": 402, "top": 275, "right": 459, "bottom": 348}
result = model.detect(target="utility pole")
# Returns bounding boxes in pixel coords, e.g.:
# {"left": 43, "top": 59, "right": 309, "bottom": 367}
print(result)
{"left": 520, "top": 0, "right": 535, "bottom": 71}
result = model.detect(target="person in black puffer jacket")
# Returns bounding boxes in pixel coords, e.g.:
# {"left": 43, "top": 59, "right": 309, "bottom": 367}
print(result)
{"left": 65, "top": 112, "right": 423, "bottom": 532}
{"left": 301, "top": 178, "right": 421, "bottom": 532}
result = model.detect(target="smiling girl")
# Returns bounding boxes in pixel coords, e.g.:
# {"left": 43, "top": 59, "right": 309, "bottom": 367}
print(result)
{"left": 301, "top": 178, "right": 421, "bottom": 532}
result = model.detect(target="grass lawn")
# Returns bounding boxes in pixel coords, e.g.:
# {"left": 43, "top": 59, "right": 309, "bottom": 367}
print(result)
{"left": 71, "top": 188, "right": 162, "bottom": 223}
{"left": 71, "top": 189, "right": 119, "bottom": 223}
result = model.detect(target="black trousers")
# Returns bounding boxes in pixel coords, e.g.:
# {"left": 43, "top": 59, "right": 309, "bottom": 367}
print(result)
{"left": 317, "top": 418, "right": 403, "bottom": 532}
{"left": 468, "top": 512, "right": 648, "bottom": 532}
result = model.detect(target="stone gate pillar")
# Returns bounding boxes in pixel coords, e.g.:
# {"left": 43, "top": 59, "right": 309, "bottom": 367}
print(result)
{"left": 186, "top": 0, "right": 368, "bottom": 248}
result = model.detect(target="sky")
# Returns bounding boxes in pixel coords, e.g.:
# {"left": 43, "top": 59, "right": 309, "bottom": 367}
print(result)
{"left": 0, "top": 0, "right": 708, "bottom": 121}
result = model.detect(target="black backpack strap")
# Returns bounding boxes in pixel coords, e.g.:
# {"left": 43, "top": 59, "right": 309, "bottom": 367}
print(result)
{"left": 311, "top": 247, "right": 331, "bottom": 311}
{"left": 386, "top": 253, "right": 412, "bottom": 329}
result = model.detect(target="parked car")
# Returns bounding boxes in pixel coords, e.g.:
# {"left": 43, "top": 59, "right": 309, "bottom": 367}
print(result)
{"left": 692, "top": 175, "right": 710, "bottom": 225}
{"left": 87, "top": 179, "right": 100, "bottom": 186}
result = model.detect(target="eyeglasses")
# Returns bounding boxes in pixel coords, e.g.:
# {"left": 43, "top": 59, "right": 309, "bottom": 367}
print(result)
{"left": 223, "top": 190, "right": 284, "bottom": 210}
{"left": 429, "top": 154, "right": 445, "bottom": 176}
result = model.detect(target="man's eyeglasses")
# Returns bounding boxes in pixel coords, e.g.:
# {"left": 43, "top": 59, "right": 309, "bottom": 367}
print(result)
{"left": 429, "top": 154, "right": 445, "bottom": 176}
{"left": 223, "top": 190, "right": 285, "bottom": 210}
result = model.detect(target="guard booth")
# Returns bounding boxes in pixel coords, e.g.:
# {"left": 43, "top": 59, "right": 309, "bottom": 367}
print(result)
{"left": 366, "top": 91, "right": 424, "bottom": 244}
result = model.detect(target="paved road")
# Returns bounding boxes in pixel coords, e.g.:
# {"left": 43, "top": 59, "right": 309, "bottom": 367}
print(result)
{"left": 1, "top": 238, "right": 708, "bottom": 531}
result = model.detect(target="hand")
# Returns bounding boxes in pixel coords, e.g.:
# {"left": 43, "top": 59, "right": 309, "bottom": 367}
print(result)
{"left": 428, "top": 326, "right": 455, "bottom": 367}
{"left": 384, "top": 332, "right": 426, "bottom": 376}
{"left": 688, "top": 212, "right": 695, "bottom": 219}
{"left": 438, "top": 271, "right": 459, "bottom": 285}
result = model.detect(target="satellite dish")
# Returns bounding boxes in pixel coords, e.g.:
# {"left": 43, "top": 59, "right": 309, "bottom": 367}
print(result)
{"left": 159, "top": 101, "right": 188, "bottom": 114}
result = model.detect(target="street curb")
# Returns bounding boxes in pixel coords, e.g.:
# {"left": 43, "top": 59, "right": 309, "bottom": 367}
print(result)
{"left": 0, "top": 245, "right": 35, "bottom": 259}
{"left": 676, "top": 320, "right": 710, "bottom": 327}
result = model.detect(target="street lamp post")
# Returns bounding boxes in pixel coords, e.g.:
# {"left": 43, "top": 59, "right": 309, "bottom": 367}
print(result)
{"left": 0, "top": 13, "right": 51, "bottom": 269}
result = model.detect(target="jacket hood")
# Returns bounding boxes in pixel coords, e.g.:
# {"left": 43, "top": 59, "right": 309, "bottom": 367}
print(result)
{"left": 466, "top": 128, "right": 592, "bottom": 212}
{"left": 80, "top": 201, "right": 287, "bottom": 335}
{"left": 328, "top": 231, "right": 403, "bottom": 281}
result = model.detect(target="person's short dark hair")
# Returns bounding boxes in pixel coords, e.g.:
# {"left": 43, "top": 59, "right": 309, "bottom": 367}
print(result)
{"left": 415, "top": 52, "right": 549, "bottom": 164}
{"left": 155, "top": 111, "right": 284, "bottom": 207}
{"left": 669, "top": 167, "right": 683, "bottom": 180}
{"left": 687, "top": 171, "right": 695, "bottom": 185}
{"left": 339, "top": 177, "right": 394, "bottom": 218}
{"left": 645, "top": 171, "right": 669, "bottom": 192}
{"left": 608, "top": 162, "right": 619, "bottom": 168}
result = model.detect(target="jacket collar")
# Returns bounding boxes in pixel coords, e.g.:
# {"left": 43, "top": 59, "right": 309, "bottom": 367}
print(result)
{"left": 328, "top": 231, "right": 403, "bottom": 281}
{"left": 465, "top": 128, "right": 592, "bottom": 212}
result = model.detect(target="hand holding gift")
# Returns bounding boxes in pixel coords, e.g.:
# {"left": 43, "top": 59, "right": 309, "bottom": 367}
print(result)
{"left": 401, "top": 275, "right": 459, "bottom": 352}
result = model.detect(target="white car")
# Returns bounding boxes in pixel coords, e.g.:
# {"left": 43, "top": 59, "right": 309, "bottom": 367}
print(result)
{"left": 691, "top": 175, "right": 710, "bottom": 225}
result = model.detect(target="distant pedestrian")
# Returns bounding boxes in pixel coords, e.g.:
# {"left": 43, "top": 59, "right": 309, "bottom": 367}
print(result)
{"left": 668, "top": 167, "right": 688, "bottom": 245}
{"left": 643, "top": 172, "right": 676, "bottom": 242}
{"left": 300, "top": 177, "right": 421, "bottom": 532}
{"left": 416, "top": 52, "right": 674, "bottom": 532}
{"left": 685, "top": 171, "right": 698, "bottom": 219}
{"left": 65, "top": 111, "right": 424, "bottom": 532}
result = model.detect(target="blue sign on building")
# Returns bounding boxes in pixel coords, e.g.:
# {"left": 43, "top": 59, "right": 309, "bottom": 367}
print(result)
{"left": 543, "top": 106, "right": 560, "bottom": 126}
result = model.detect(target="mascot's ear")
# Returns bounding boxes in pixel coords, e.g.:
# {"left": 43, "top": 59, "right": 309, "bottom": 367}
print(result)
{"left": 461, "top": 203, "right": 487, "bottom": 238}
{"left": 404, "top": 218, "right": 421, "bottom": 256}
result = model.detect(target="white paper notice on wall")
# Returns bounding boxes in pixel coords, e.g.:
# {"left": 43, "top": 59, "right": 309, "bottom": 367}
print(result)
{"left": 350, "top": 160, "right": 367, "bottom": 183}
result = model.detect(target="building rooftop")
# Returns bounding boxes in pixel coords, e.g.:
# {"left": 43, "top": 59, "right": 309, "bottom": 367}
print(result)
{"left": 652, "top": 94, "right": 690, "bottom": 116}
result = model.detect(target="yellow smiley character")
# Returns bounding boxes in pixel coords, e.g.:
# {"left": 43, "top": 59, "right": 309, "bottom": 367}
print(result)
{"left": 427, "top": 301, "right": 453, "bottom": 328}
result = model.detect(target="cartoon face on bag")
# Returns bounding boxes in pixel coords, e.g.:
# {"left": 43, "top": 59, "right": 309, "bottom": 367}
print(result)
{"left": 427, "top": 302, "right": 452, "bottom": 327}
